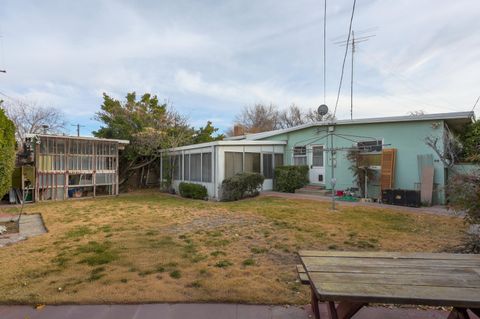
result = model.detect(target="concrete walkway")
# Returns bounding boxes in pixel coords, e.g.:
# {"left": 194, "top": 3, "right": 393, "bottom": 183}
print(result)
{"left": 0, "top": 213, "right": 47, "bottom": 247}
{"left": 0, "top": 303, "right": 455, "bottom": 319}
{"left": 261, "top": 191, "right": 461, "bottom": 217}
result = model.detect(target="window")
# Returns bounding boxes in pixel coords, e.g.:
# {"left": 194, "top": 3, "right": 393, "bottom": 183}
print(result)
{"left": 312, "top": 146, "right": 324, "bottom": 167}
{"left": 262, "top": 153, "right": 273, "bottom": 179}
{"left": 274, "top": 154, "right": 284, "bottom": 167}
{"left": 357, "top": 140, "right": 382, "bottom": 153}
{"left": 245, "top": 152, "right": 261, "bottom": 173}
{"left": 202, "top": 153, "right": 212, "bottom": 182}
{"left": 225, "top": 152, "right": 243, "bottom": 178}
{"left": 190, "top": 153, "right": 202, "bottom": 181}
{"left": 293, "top": 146, "right": 307, "bottom": 165}
{"left": 184, "top": 154, "right": 190, "bottom": 181}
{"left": 172, "top": 155, "right": 182, "bottom": 180}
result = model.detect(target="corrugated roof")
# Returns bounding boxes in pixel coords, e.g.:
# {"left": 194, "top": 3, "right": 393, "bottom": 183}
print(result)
{"left": 225, "top": 111, "right": 475, "bottom": 141}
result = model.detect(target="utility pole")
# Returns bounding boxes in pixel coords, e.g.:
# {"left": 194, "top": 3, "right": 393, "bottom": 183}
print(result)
{"left": 71, "top": 124, "right": 85, "bottom": 137}
{"left": 350, "top": 30, "right": 355, "bottom": 120}
{"left": 333, "top": 29, "right": 375, "bottom": 120}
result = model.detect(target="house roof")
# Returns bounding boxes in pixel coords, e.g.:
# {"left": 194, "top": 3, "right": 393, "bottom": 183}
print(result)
{"left": 226, "top": 111, "right": 475, "bottom": 141}
{"left": 162, "top": 140, "right": 287, "bottom": 152}
{"left": 25, "top": 133, "right": 130, "bottom": 144}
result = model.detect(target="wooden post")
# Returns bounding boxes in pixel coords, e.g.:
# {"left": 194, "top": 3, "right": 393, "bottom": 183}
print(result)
{"left": 115, "top": 143, "right": 119, "bottom": 196}
{"left": 34, "top": 142, "right": 40, "bottom": 202}
{"left": 93, "top": 141, "right": 96, "bottom": 197}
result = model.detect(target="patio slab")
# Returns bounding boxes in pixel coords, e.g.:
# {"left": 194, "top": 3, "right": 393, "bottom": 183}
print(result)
{"left": 0, "top": 213, "right": 47, "bottom": 247}
{"left": 0, "top": 303, "right": 459, "bottom": 319}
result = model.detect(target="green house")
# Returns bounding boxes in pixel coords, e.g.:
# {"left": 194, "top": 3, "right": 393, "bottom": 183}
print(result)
{"left": 162, "top": 111, "right": 474, "bottom": 204}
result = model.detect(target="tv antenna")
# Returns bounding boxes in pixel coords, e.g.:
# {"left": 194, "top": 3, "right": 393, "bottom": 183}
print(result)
{"left": 333, "top": 28, "right": 376, "bottom": 120}
{"left": 71, "top": 123, "right": 85, "bottom": 137}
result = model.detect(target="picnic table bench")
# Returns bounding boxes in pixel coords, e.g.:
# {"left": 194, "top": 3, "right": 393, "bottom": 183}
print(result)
{"left": 298, "top": 251, "right": 480, "bottom": 319}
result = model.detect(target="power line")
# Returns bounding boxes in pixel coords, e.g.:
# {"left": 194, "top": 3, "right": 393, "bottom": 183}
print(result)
{"left": 333, "top": 0, "right": 357, "bottom": 118}
{"left": 472, "top": 96, "right": 480, "bottom": 112}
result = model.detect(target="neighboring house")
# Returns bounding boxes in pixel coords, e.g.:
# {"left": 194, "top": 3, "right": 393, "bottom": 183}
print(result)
{"left": 14, "top": 134, "right": 129, "bottom": 202}
{"left": 161, "top": 111, "right": 474, "bottom": 204}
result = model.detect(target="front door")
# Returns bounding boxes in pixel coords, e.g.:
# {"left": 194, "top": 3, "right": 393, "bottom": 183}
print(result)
{"left": 308, "top": 145, "right": 325, "bottom": 185}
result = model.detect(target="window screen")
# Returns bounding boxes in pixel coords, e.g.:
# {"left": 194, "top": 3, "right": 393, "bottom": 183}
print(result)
{"left": 293, "top": 146, "right": 307, "bottom": 166}
{"left": 202, "top": 153, "right": 212, "bottom": 182}
{"left": 224, "top": 152, "right": 243, "bottom": 178}
{"left": 184, "top": 154, "right": 190, "bottom": 181}
{"left": 190, "top": 153, "right": 202, "bottom": 181}
{"left": 262, "top": 153, "right": 273, "bottom": 179}
{"left": 245, "top": 153, "right": 261, "bottom": 173}
{"left": 312, "top": 146, "right": 324, "bottom": 167}
{"left": 274, "top": 154, "right": 284, "bottom": 167}
{"left": 172, "top": 155, "right": 182, "bottom": 180}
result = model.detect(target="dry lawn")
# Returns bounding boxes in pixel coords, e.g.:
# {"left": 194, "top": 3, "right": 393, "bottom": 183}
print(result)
{"left": 0, "top": 190, "right": 466, "bottom": 305}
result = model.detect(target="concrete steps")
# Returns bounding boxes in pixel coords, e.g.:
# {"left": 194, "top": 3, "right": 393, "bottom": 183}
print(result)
{"left": 295, "top": 185, "right": 332, "bottom": 196}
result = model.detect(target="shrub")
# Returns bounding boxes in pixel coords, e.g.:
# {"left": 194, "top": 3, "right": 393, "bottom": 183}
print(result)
{"left": 0, "top": 108, "right": 15, "bottom": 198}
{"left": 179, "top": 182, "right": 208, "bottom": 200}
{"left": 274, "top": 165, "right": 309, "bottom": 193}
{"left": 220, "top": 172, "right": 264, "bottom": 201}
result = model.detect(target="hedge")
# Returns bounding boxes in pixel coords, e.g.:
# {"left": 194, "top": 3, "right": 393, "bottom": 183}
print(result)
{"left": 220, "top": 172, "right": 264, "bottom": 201}
{"left": 0, "top": 108, "right": 16, "bottom": 198}
{"left": 179, "top": 182, "right": 208, "bottom": 200}
{"left": 274, "top": 165, "right": 309, "bottom": 193}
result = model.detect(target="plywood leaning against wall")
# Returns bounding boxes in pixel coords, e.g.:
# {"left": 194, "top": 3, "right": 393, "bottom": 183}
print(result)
{"left": 380, "top": 148, "right": 396, "bottom": 190}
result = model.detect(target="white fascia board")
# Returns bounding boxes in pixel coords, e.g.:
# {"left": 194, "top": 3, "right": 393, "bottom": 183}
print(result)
{"left": 161, "top": 140, "right": 287, "bottom": 153}
{"left": 25, "top": 133, "right": 130, "bottom": 144}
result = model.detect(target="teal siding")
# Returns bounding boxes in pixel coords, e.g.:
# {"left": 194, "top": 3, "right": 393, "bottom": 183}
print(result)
{"left": 260, "top": 120, "right": 447, "bottom": 204}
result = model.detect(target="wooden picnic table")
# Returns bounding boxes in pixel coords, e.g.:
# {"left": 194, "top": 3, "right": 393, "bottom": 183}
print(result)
{"left": 298, "top": 250, "right": 480, "bottom": 319}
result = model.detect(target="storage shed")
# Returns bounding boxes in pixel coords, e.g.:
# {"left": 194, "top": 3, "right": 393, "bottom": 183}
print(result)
{"left": 19, "top": 134, "right": 129, "bottom": 202}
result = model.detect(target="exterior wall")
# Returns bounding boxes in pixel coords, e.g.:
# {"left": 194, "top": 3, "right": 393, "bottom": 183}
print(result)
{"left": 260, "top": 120, "right": 447, "bottom": 204}
{"left": 450, "top": 163, "right": 480, "bottom": 175}
{"left": 215, "top": 144, "right": 284, "bottom": 198}
{"left": 166, "top": 144, "right": 285, "bottom": 199}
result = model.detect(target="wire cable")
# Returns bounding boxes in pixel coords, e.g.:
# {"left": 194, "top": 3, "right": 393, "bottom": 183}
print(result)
{"left": 333, "top": 0, "right": 357, "bottom": 117}
{"left": 472, "top": 96, "right": 479, "bottom": 112}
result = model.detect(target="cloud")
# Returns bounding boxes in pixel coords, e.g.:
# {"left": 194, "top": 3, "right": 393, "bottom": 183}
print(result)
{"left": 0, "top": 0, "right": 478, "bottom": 135}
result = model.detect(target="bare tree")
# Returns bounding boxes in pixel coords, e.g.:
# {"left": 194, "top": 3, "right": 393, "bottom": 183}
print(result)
{"left": 425, "top": 125, "right": 462, "bottom": 170}
{"left": 3, "top": 100, "right": 66, "bottom": 141}
{"left": 278, "top": 104, "right": 304, "bottom": 129}
{"left": 234, "top": 103, "right": 280, "bottom": 134}
{"left": 228, "top": 103, "right": 337, "bottom": 136}
{"left": 409, "top": 110, "right": 426, "bottom": 116}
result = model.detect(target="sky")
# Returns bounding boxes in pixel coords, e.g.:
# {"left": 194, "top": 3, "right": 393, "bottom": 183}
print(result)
{"left": 0, "top": 0, "right": 479, "bottom": 136}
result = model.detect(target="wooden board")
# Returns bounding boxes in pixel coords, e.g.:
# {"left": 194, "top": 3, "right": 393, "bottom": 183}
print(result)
{"left": 299, "top": 251, "right": 480, "bottom": 308}
{"left": 380, "top": 149, "right": 396, "bottom": 190}
{"left": 296, "top": 264, "right": 310, "bottom": 284}
{"left": 420, "top": 165, "right": 434, "bottom": 205}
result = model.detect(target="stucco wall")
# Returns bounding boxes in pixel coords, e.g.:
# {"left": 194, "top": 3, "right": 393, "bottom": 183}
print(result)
{"left": 260, "top": 120, "right": 447, "bottom": 204}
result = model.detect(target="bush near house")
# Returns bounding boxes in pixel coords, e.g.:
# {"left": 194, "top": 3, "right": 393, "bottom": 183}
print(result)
{"left": 274, "top": 165, "right": 309, "bottom": 193}
{"left": 220, "top": 172, "right": 264, "bottom": 201}
{"left": 0, "top": 108, "right": 16, "bottom": 197}
{"left": 179, "top": 182, "right": 208, "bottom": 200}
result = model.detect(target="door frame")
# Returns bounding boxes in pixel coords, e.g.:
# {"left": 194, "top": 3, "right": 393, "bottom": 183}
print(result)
{"left": 308, "top": 144, "right": 326, "bottom": 185}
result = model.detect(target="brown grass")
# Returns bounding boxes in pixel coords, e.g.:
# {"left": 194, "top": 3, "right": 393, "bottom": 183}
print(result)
{"left": 0, "top": 190, "right": 466, "bottom": 305}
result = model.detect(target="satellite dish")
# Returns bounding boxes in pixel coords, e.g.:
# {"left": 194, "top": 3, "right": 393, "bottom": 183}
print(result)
{"left": 318, "top": 104, "right": 329, "bottom": 116}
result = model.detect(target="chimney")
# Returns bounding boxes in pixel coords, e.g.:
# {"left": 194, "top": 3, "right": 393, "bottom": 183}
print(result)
{"left": 233, "top": 124, "right": 245, "bottom": 136}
